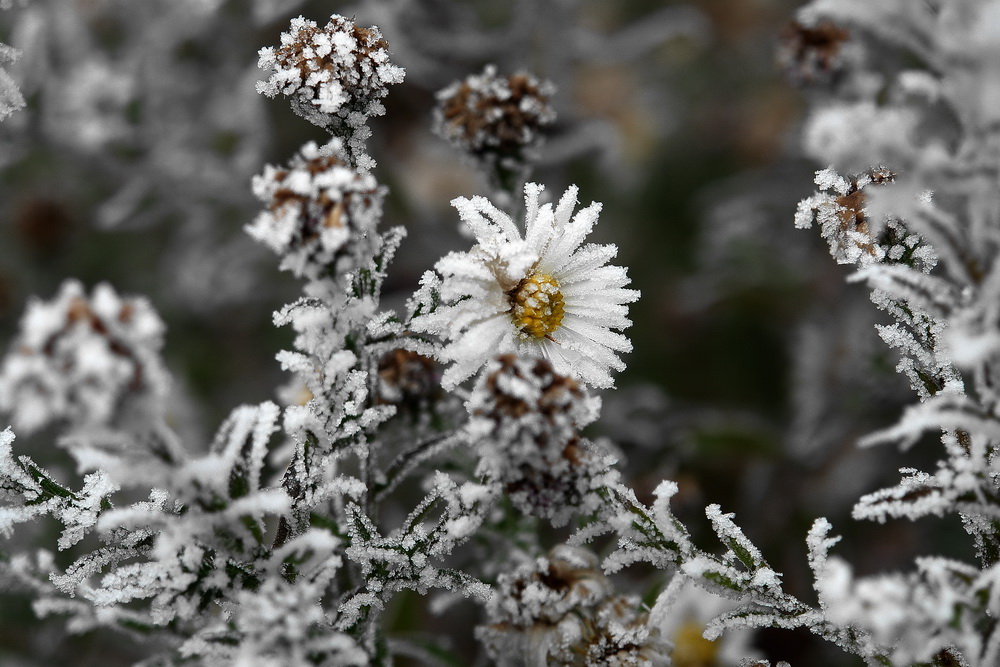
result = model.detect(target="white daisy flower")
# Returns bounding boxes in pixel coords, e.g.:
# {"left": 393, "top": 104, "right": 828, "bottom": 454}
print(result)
{"left": 649, "top": 578, "right": 761, "bottom": 667}
{"left": 413, "top": 182, "right": 639, "bottom": 389}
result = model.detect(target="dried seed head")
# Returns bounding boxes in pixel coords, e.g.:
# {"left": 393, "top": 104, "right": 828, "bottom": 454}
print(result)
{"left": 256, "top": 14, "right": 405, "bottom": 133}
{"left": 795, "top": 166, "right": 931, "bottom": 270}
{"left": 488, "top": 546, "right": 612, "bottom": 628}
{"left": 475, "top": 354, "right": 588, "bottom": 435}
{"left": 433, "top": 65, "right": 556, "bottom": 161}
{"left": 467, "top": 355, "right": 612, "bottom": 525}
{"left": 248, "top": 140, "right": 385, "bottom": 279}
{"left": 479, "top": 547, "right": 669, "bottom": 666}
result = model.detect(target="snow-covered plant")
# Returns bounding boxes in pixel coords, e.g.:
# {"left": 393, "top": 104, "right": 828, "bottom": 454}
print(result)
{"left": 10, "top": 2, "right": 1000, "bottom": 666}
{"left": 780, "top": 0, "right": 1000, "bottom": 663}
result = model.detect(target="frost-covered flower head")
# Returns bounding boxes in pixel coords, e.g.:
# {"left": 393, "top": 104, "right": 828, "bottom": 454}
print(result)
{"left": 478, "top": 545, "right": 669, "bottom": 667}
{"left": 0, "top": 280, "right": 169, "bottom": 433}
{"left": 376, "top": 347, "right": 439, "bottom": 407}
{"left": 466, "top": 355, "right": 611, "bottom": 525}
{"left": 247, "top": 140, "right": 385, "bottom": 279}
{"left": 486, "top": 546, "right": 612, "bottom": 628}
{"left": 256, "top": 14, "right": 404, "bottom": 133}
{"left": 414, "top": 182, "right": 639, "bottom": 389}
{"left": 433, "top": 65, "right": 556, "bottom": 161}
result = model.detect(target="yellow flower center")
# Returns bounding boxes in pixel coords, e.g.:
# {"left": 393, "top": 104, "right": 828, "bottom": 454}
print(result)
{"left": 671, "top": 621, "right": 719, "bottom": 667}
{"left": 509, "top": 273, "right": 565, "bottom": 339}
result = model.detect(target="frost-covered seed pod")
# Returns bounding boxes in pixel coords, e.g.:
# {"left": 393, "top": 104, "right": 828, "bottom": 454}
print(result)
{"left": 794, "top": 166, "right": 933, "bottom": 270}
{"left": 478, "top": 546, "right": 669, "bottom": 667}
{"left": 488, "top": 546, "right": 612, "bottom": 628}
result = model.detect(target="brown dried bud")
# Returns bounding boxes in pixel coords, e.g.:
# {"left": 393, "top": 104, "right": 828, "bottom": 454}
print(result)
{"left": 248, "top": 141, "right": 385, "bottom": 278}
{"left": 467, "top": 355, "right": 611, "bottom": 526}
{"left": 835, "top": 166, "right": 896, "bottom": 255}
{"left": 434, "top": 65, "right": 556, "bottom": 160}
{"left": 777, "top": 20, "right": 851, "bottom": 85}
{"left": 376, "top": 348, "right": 439, "bottom": 406}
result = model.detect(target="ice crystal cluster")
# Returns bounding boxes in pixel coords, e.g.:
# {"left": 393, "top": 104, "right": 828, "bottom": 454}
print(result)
{"left": 8, "top": 2, "right": 1000, "bottom": 666}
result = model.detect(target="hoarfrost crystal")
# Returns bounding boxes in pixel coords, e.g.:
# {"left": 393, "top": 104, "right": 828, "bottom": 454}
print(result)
{"left": 413, "top": 183, "right": 639, "bottom": 389}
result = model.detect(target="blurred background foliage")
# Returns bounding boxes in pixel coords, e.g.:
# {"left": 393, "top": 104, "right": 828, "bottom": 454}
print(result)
{"left": 0, "top": 1, "right": 956, "bottom": 665}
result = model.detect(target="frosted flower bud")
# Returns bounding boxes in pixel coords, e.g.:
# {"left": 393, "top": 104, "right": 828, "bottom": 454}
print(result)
{"left": 247, "top": 140, "right": 385, "bottom": 279}
{"left": 488, "top": 546, "right": 612, "bottom": 627}
{"left": 0, "top": 280, "right": 169, "bottom": 434}
{"left": 478, "top": 546, "right": 668, "bottom": 667}
{"left": 777, "top": 20, "right": 851, "bottom": 86}
{"left": 433, "top": 65, "right": 556, "bottom": 162}
{"left": 466, "top": 355, "right": 609, "bottom": 525}
{"left": 578, "top": 597, "right": 671, "bottom": 667}
{"left": 256, "top": 14, "right": 405, "bottom": 132}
